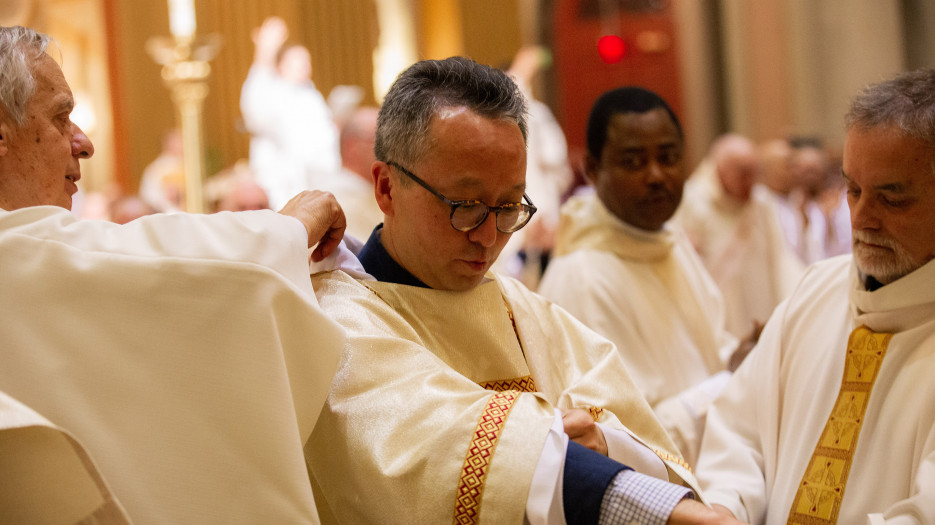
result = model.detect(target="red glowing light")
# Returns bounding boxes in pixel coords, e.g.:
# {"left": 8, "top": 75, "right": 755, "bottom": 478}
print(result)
{"left": 597, "top": 35, "right": 626, "bottom": 63}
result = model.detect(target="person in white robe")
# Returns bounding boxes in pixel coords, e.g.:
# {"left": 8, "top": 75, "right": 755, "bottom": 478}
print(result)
{"left": 675, "top": 133, "right": 804, "bottom": 338}
{"left": 696, "top": 68, "right": 935, "bottom": 524}
{"left": 240, "top": 16, "right": 341, "bottom": 209}
{"left": 538, "top": 87, "right": 738, "bottom": 468}
{"left": 0, "top": 25, "right": 347, "bottom": 524}
{"left": 307, "top": 57, "right": 743, "bottom": 525}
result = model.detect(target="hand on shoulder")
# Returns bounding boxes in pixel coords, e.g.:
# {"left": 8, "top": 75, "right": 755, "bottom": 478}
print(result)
{"left": 279, "top": 190, "right": 346, "bottom": 261}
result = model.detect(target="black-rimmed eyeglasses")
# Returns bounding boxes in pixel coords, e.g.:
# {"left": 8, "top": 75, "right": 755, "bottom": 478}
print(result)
{"left": 387, "top": 161, "right": 537, "bottom": 233}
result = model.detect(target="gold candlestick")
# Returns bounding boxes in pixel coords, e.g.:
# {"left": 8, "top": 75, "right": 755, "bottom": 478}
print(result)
{"left": 146, "top": 34, "right": 221, "bottom": 213}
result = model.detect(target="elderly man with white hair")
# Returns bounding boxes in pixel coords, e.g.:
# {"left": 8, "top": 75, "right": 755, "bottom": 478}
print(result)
{"left": 0, "top": 24, "right": 347, "bottom": 524}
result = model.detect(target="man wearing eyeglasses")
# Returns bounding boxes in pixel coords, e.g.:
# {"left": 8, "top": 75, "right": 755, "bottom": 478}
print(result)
{"left": 306, "top": 57, "right": 742, "bottom": 524}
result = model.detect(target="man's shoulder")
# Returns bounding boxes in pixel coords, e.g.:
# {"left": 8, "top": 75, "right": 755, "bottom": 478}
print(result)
{"left": 540, "top": 249, "right": 632, "bottom": 296}
{"left": 773, "top": 255, "right": 852, "bottom": 332}
{"left": 0, "top": 205, "right": 72, "bottom": 234}
{"left": 798, "top": 255, "right": 852, "bottom": 292}
{"left": 311, "top": 268, "right": 374, "bottom": 295}
{"left": 491, "top": 272, "right": 536, "bottom": 299}
{"left": 495, "top": 272, "right": 587, "bottom": 327}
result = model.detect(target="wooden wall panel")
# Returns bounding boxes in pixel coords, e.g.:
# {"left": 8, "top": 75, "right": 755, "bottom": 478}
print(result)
{"left": 304, "top": 0, "right": 379, "bottom": 106}
{"left": 460, "top": 0, "right": 522, "bottom": 68}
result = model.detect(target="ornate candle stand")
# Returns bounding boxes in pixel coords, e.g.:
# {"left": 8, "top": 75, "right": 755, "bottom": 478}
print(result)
{"left": 146, "top": 34, "right": 221, "bottom": 213}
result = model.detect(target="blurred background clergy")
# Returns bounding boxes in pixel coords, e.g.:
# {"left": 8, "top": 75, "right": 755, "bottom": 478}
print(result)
{"left": 3, "top": 0, "right": 930, "bottom": 219}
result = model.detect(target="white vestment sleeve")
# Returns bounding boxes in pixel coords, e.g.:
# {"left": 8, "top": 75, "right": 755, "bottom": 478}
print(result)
{"left": 526, "top": 410, "right": 567, "bottom": 525}
{"left": 523, "top": 411, "right": 674, "bottom": 525}
{"left": 600, "top": 423, "right": 668, "bottom": 481}
{"left": 696, "top": 301, "right": 789, "bottom": 523}
{"left": 309, "top": 239, "right": 374, "bottom": 280}
{"left": 653, "top": 370, "right": 731, "bottom": 467}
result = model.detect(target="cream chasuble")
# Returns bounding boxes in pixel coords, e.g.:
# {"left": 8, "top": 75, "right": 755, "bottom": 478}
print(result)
{"left": 697, "top": 255, "right": 935, "bottom": 524}
{"left": 307, "top": 269, "right": 698, "bottom": 524}
{"left": 0, "top": 206, "right": 345, "bottom": 524}
{"left": 539, "top": 195, "right": 736, "bottom": 466}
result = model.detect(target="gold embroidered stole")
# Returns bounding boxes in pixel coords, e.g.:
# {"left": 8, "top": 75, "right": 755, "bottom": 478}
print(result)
{"left": 787, "top": 325, "right": 892, "bottom": 524}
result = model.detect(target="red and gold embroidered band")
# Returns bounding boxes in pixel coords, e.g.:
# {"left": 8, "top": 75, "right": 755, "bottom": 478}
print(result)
{"left": 478, "top": 376, "right": 537, "bottom": 393}
{"left": 787, "top": 326, "right": 892, "bottom": 524}
{"left": 586, "top": 406, "right": 605, "bottom": 422}
{"left": 453, "top": 390, "right": 521, "bottom": 525}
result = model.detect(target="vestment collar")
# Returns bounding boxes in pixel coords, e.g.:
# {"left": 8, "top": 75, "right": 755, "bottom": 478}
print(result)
{"left": 553, "top": 193, "right": 674, "bottom": 262}
{"left": 850, "top": 256, "right": 935, "bottom": 332}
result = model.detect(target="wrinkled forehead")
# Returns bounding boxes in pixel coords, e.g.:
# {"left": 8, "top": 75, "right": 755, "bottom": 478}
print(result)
{"left": 30, "top": 53, "right": 73, "bottom": 102}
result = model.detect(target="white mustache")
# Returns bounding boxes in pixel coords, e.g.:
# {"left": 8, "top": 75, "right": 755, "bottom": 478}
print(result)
{"left": 853, "top": 231, "right": 897, "bottom": 250}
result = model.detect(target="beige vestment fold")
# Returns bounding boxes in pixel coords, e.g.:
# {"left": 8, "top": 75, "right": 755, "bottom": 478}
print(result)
{"left": 0, "top": 206, "right": 345, "bottom": 524}
{"left": 0, "top": 389, "right": 131, "bottom": 524}
{"left": 307, "top": 269, "right": 698, "bottom": 524}
{"left": 539, "top": 194, "right": 736, "bottom": 466}
{"left": 697, "top": 255, "right": 935, "bottom": 524}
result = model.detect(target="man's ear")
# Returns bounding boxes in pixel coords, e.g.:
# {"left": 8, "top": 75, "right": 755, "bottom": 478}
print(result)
{"left": 0, "top": 116, "right": 10, "bottom": 157}
{"left": 583, "top": 153, "right": 601, "bottom": 185}
{"left": 373, "top": 161, "right": 395, "bottom": 216}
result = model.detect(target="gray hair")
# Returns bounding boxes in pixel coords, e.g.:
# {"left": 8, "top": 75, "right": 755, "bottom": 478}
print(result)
{"left": 0, "top": 26, "right": 51, "bottom": 126}
{"left": 374, "top": 56, "right": 528, "bottom": 168}
{"left": 845, "top": 68, "right": 935, "bottom": 148}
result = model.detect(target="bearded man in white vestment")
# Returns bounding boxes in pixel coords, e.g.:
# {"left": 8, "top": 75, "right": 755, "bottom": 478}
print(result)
{"left": 306, "top": 57, "right": 746, "bottom": 525}
{"left": 695, "top": 68, "right": 935, "bottom": 524}
{"left": 0, "top": 25, "right": 348, "bottom": 524}
{"left": 675, "top": 134, "right": 804, "bottom": 339}
{"left": 538, "top": 87, "right": 739, "bottom": 468}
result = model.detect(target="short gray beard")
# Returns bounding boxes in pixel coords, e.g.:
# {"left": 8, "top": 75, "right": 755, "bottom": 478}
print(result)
{"left": 852, "top": 230, "right": 922, "bottom": 284}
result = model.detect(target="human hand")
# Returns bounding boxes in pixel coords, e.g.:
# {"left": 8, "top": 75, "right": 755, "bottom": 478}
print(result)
{"left": 728, "top": 320, "right": 764, "bottom": 372}
{"left": 252, "top": 16, "right": 289, "bottom": 65}
{"left": 278, "top": 190, "right": 346, "bottom": 261}
{"left": 667, "top": 500, "right": 747, "bottom": 524}
{"left": 561, "top": 408, "right": 607, "bottom": 456}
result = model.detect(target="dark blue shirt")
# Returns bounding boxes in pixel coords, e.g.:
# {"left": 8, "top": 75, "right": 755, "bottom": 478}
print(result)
{"left": 357, "top": 224, "right": 428, "bottom": 288}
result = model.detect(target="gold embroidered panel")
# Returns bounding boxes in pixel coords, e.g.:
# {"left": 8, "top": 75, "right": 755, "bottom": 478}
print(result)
{"left": 788, "top": 326, "right": 892, "bottom": 524}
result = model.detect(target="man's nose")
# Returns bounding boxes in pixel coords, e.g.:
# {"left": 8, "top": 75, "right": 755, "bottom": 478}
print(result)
{"left": 849, "top": 193, "right": 880, "bottom": 231}
{"left": 467, "top": 212, "right": 499, "bottom": 248}
{"left": 72, "top": 123, "right": 94, "bottom": 159}
{"left": 645, "top": 161, "right": 666, "bottom": 184}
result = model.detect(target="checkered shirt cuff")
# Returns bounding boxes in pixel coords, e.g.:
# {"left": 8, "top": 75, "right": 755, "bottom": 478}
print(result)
{"left": 597, "top": 469, "right": 693, "bottom": 525}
